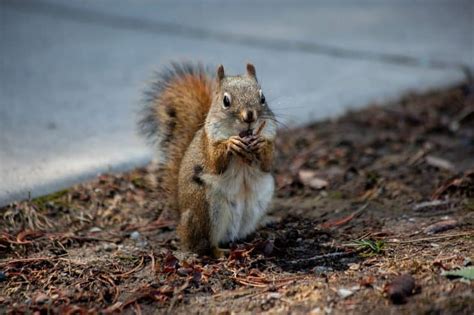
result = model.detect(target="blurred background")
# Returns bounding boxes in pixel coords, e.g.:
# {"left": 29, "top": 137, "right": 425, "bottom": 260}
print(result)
{"left": 0, "top": 0, "right": 472, "bottom": 206}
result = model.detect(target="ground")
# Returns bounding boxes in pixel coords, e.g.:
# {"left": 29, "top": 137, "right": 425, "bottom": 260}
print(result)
{"left": 1, "top": 84, "right": 473, "bottom": 314}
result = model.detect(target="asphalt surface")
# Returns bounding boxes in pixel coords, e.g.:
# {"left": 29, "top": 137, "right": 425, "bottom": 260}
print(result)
{"left": 0, "top": 0, "right": 472, "bottom": 206}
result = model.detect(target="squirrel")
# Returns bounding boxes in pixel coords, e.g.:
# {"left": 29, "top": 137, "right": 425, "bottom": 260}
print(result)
{"left": 139, "top": 62, "right": 277, "bottom": 256}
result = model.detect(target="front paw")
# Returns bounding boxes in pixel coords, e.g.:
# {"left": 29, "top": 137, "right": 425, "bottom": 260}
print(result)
{"left": 246, "top": 136, "right": 266, "bottom": 157}
{"left": 227, "top": 136, "right": 254, "bottom": 162}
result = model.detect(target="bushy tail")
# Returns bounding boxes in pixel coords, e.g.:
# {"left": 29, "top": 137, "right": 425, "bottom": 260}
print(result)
{"left": 138, "top": 62, "right": 213, "bottom": 211}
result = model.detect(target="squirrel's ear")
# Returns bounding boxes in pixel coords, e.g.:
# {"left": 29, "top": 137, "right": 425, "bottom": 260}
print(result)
{"left": 217, "top": 65, "right": 225, "bottom": 82}
{"left": 246, "top": 63, "right": 257, "bottom": 79}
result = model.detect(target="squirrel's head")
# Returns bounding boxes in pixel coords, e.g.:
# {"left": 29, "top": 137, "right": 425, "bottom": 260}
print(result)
{"left": 206, "top": 63, "right": 276, "bottom": 141}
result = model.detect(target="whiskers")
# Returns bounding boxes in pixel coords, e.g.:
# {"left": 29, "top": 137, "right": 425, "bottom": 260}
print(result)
{"left": 204, "top": 111, "right": 290, "bottom": 139}
{"left": 260, "top": 113, "right": 290, "bottom": 130}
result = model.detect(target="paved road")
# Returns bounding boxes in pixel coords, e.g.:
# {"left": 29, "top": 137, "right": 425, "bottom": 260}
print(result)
{"left": 0, "top": 0, "right": 472, "bottom": 206}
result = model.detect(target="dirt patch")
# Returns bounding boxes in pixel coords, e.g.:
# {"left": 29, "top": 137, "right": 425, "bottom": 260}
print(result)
{"left": 1, "top": 84, "right": 473, "bottom": 314}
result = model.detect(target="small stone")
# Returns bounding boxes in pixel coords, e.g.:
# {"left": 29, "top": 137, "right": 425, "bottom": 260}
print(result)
{"left": 337, "top": 288, "right": 354, "bottom": 299}
{"left": 309, "top": 178, "right": 329, "bottom": 189}
{"left": 33, "top": 293, "right": 49, "bottom": 304}
{"left": 313, "top": 266, "right": 333, "bottom": 275}
{"left": 267, "top": 292, "right": 281, "bottom": 299}
{"left": 348, "top": 263, "right": 360, "bottom": 271}
{"left": 89, "top": 227, "right": 102, "bottom": 233}
{"left": 298, "top": 169, "right": 329, "bottom": 189}
{"left": 177, "top": 267, "right": 193, "bottom": 277}
{"left": 103, "top": 243, "right": 117, "bottom": 251}
{"left": 130, "top": 231, "right": 141, "bottom": 240}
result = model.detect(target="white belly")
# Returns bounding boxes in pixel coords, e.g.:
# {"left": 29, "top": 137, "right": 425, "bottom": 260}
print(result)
{"left": 206, "top": 159, "right": 274, "bottom": 246}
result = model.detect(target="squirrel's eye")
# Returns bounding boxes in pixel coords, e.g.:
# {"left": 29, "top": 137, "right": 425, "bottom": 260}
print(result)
{"left": 222, "top": 93, "right": 231, "bottom": 109}
{"left": 259, "top": 90, "right": 266, "bottom": 105}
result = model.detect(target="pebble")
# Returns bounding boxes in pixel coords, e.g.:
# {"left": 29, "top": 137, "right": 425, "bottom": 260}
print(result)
{"left": 348, "top": 263, "right": 360, "bottom": 270}
{"left": 337, "top": 288, "right": 354, "bottom": 299}
{"left": 177, "top": 267, "right": 193, "bottom": 277}
{"left": 267, "top": 292, "right": 281, "bottom": 299}
{"left": 129, "top": 231, "right": 148, "bottom": 248}
{"left": 313, "top": 266, "right": 333, "bottom": 275}
{"left": 102, "top": 243, "right": 117, "bottom": 251}
{"left": 130, "top": 231, "right": 141, "bottom": 240}
{"left": 89, "top": 227, "right": 102, "bottom": 233}
{"left": 298, "top": 169, "right": 329, "bottom": 190}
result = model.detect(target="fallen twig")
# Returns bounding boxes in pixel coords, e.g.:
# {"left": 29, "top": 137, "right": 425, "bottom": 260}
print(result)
{"left": 149, "top": 252, "right": 156, "bottom": 273}
{"left": 412, "top": 200, "right": 451, "bottom": 211}
{"left": 114, "top": 256, "right": 145, "bottom": 278}
{"left": 0, "top": 257, "right": 55, "bottom": 267}
{"left": 387, "top": 232, "right": 473, "bottom": 244}
{"left": 321, "top": 204, "right": 368, "bottom": 228}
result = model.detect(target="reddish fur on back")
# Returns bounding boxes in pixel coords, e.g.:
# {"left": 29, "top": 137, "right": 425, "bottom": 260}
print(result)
{"left": 139, "top": 63, "right": 213, "bottom": 212}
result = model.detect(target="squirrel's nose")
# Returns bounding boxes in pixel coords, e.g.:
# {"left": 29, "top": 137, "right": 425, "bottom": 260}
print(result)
{"left": 242, "top": 110, "right": 256, "bottom": 123}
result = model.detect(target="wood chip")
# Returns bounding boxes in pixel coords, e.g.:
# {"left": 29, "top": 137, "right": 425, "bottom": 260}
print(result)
{"left": 425, "top": 155, "right": 455, "bottom": 171}
{"left": 298, "top": 169, "right": 329, "bottom": 189}
{"left": 412, "top": 200, "right": 450, "bottom": 211}
{"left": 423, "top": 219, "right": 458, "bottom": 234}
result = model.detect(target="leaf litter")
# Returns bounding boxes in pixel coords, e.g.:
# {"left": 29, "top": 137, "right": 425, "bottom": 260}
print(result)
{"left": 1, "top": 83, "right": 473, "bottom": 314}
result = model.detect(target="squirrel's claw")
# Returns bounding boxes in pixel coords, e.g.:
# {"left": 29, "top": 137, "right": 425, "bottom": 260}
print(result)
{"left": 248, "top": 136, "right": 266, "bottom": 153}
{"left": 229, "top": 136, "right": 248, "bottom": 150}
{"left": 227, "top": 136, "right": 254, "bottom": 161}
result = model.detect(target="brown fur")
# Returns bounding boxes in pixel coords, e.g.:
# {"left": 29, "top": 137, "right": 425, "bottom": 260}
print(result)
{"left": 204, "top": 134, "right": 232, "bottom": 175}
{"left": 141, "top": 63, "right": 276, "bottom": 255}
{"left": 177, "top": 129, "right": 211, "bottom": 254}
{"left": 256, "top": 140, "right": 274, "bottom": 173}
{"left": 177, "top": 129, "right": 234, "bottom": 254}
{"left": 154, "top": 71, "right": 212, "bottom": 212}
